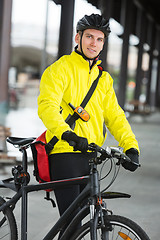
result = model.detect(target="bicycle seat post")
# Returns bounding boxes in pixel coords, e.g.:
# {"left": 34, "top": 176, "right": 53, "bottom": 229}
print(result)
{"left": 21, "top": 148, "right": 28, "bottom": 173}
{"left": 21, "top": 147, "right": 28, "bottom": 240}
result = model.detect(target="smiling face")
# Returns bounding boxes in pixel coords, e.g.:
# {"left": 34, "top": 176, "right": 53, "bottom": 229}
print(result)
{"left": 75, "top": 28, "right": 105, "bottom": 60}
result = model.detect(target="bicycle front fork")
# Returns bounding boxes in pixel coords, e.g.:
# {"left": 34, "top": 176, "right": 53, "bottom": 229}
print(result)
{"left": 90, "top": 203, "right": 110, "bottom": 240}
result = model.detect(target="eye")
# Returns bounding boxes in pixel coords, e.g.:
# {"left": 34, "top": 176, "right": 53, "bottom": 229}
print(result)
{"left": 98, "top": 38, "right": 103, "bottom": 42}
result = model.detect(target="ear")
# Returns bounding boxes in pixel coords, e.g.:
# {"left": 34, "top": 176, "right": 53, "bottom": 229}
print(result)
{"left": 75, "top": 33, "right": 80, "bottom": 44}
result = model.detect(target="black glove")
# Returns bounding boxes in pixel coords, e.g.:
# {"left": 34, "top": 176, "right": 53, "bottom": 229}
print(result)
{"left": 122, "top": 148, "right": 139, "bottom": 172}
{"left": 62, "top": 131, "right": 88, "bottom": 153}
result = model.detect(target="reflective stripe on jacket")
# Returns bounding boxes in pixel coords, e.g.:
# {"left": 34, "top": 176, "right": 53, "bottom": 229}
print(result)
{"left": 38, "top": 51, "right": 139, "bottom": 154}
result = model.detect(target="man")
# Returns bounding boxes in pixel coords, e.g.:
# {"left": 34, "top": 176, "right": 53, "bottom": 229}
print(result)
{"left": 38, "top": 13, "right": 139, "bottom": 222}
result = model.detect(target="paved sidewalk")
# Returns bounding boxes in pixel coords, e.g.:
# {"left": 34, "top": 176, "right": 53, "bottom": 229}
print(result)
{"left": 1, "top": 111, "right": 160, "bottom": 239}
{"left": 104, "top": 112, "right": 160, "bottom": 239}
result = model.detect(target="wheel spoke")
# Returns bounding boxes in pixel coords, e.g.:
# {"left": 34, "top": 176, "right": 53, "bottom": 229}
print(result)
{"left": 71, "top": 214, "right": 150, "bottom": 240}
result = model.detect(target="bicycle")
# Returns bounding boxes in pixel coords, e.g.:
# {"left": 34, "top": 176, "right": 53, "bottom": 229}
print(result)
{"left": 0, "top": 136, "right": 150, "bottom": 240}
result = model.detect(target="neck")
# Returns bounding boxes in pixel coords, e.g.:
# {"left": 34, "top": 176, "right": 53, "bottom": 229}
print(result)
{"left": 74, "top": 46, "right": 96, "bottom": 68}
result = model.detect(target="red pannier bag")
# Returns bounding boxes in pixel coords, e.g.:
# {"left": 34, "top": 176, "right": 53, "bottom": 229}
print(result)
{"left": 31, "top": 131, "right": 51, "bottom": 183}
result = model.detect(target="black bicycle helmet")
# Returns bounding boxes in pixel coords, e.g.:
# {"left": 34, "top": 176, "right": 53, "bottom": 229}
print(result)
{"left": 76, "top": 14, "right": 111, "bottom": 38}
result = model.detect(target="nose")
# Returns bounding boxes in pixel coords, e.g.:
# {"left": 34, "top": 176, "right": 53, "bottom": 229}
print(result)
{"left": 91, "top": 38, "right": 96, "bottom": 46}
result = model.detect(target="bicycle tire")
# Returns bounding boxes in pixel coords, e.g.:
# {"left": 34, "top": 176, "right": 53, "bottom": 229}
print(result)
{"left": 0, "top": 196, "right": 18, "bottom": 240}
{"left": 71, "top": 214, "right": 150, "bottom": 240}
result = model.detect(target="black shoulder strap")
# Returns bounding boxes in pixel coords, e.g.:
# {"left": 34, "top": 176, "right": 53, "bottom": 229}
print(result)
{"left": 45, "top": 69, "right": 102, "bottom": 154}
{"left": 66, "top": 69, "right": 102, "bottom": 128}
{"left": 81, "top": 69, "right": 102, "bottom": 108}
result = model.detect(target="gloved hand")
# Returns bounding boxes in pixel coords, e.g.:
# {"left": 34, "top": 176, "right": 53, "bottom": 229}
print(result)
{"left": 62, "top": 131, "right": 88, "bottom": 153}
{"left": 122, "top": 148, "right": 139, "bottom": 172}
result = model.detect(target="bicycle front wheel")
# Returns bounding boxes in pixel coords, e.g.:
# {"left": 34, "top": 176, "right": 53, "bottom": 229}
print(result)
{"left": 0, "top": 196, "right": 18, "bottom": 240}
{"left": 71, "top": 214, "right": 150, "bottom": 240}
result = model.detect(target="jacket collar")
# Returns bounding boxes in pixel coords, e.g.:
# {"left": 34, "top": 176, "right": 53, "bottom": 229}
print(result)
{"left": 73, "top": 46, "right": 101, "bottom": 69}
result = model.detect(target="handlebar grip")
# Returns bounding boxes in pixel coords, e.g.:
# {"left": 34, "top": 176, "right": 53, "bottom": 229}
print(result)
{"left": 121, "top": 153, "right": 141, "bottom": 167}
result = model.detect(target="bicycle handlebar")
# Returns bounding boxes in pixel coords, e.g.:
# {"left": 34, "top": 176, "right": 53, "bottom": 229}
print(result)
{"left": 69, "top": 141, "right": 139, "bottom": 167}
{"left": 88, "top": 143, "right": 140, "bottom": 167}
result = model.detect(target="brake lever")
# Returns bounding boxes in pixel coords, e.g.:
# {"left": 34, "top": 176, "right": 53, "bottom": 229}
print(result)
{"left": 116, "top": 153, "right": 141, "bottom": 167}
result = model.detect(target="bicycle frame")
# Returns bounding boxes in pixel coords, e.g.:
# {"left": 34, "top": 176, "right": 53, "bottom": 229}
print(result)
{"left": 0, "top": 141, "right": 132, "bottom": 240}
{"left": 0, "top": 146, "right": 103, "bottom": 240}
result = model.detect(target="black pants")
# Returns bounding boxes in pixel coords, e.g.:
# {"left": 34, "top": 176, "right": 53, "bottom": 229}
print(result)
{"left": 49, "top": 152, "right": 96, "bottom": 216}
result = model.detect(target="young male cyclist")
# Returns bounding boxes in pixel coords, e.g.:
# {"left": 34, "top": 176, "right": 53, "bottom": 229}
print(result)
{"left": 38, "top": 13, "right": 140, "bottom": 229}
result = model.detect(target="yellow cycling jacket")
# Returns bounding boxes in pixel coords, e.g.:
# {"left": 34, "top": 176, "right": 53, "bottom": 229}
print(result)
{"left": 38, "top": 51, "right": 139, "bottom": 154}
